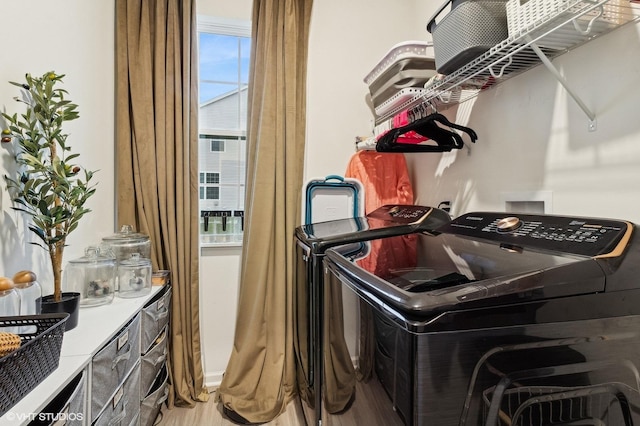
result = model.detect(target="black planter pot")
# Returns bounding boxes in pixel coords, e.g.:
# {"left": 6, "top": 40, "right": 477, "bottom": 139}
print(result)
{"left": 41, "top": 292, "right": 81, "bottom": 331}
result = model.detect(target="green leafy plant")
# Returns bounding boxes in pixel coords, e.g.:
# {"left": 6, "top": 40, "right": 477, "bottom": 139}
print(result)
{"left": 2, "top": 71, "right": 97, "bottom": 302}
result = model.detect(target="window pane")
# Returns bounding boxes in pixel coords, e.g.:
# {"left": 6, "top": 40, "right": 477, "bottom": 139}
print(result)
{"left": 206, "top": 187, "right": 219, "bottom": 200}
{"left": 200, "top": 89, "right": 241, "bottom": 130}
{"left": 205, "top": 172, "right": 220, "bottom": 184}
{"left": 199, "top": 33, "right": 240, "bottom": 82}
{"left": 210, "top": 140, "right": 225, "bottom": 152}
{"left": 199, "top": 81, "right": 238, "bottom": 105}
{"left": 198, "top": 19, "right": 249, "bottom": 245}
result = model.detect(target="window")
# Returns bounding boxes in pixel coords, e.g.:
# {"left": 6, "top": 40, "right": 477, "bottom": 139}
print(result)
{"left": 210, "top": 140, "right": 225, "bottom": 152}
{"left": 199, "top": 187, "right": 220, "bottom": 200}
{"left": 198, "top": 16, "right": 250, "bottom": 245}
{"left": 199, "top": 172, "right": 221, "bottom": 201}
{"left": 206, "top": 187, "right": 220, "bottom": 200}
{"left": 200, "top": 172, "right": 220, "bottom": 184}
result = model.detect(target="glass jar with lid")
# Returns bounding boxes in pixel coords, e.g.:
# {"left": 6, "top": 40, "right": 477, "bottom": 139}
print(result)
{"left": 117, "top": 253, "right": 152, "bottom": 298}
{"left": 101, "top": 225, "right": 151, "bottom": 264}
{"left": 12, "top": 270, "right": 42, "bottom": 315}
{"left": 64, "top": 246, "right": 117, "bottom": 307}
{"left": 0, "top": 277, "right": 19, "bottom": 317}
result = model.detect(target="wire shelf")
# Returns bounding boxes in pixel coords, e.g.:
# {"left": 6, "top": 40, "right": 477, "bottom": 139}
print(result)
{"left": 374, "top": 0, "right": 640, "bottom": 125}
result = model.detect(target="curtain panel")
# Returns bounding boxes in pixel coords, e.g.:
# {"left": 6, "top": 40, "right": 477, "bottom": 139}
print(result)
{"left": 115, "top": 0, "right": 208, "bottom": 407}
{"left": 215, "top": 0, "right": 313, "bottom": 423}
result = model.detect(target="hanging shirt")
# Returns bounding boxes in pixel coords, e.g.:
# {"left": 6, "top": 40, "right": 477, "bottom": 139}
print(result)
{"left": 345, "top": 150, "right": 414, "bottom": 214}
{"left": 344, "top": 150, "right": 416, "bottom": 275}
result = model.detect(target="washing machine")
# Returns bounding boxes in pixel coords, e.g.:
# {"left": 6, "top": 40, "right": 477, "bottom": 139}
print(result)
{"left": 293, "top": 204, "right": 451, "bottom": 426}
{"left": 325, "top": 211, "right": 640, "bottom": 425}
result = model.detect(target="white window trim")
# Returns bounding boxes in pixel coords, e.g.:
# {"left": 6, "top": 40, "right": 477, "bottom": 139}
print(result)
{"left": 197, "top": 15, "right": 250, "bottom": 37}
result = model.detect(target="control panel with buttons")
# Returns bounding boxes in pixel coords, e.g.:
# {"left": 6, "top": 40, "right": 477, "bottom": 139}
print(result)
{"left": 439, "top": 212, "right": 633, "bottom": 257}
{"left": 366, "top": 204, "right": 435, "bottom": 224}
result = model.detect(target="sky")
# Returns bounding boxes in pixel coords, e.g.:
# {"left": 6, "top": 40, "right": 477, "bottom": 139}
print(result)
{"left": 199, "top": 33, "right": 251, "bottom": 104}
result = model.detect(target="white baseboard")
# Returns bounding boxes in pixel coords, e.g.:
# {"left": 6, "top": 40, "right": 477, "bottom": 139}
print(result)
{"left": 205, "top": 371, "right": 225, "bottom": 391}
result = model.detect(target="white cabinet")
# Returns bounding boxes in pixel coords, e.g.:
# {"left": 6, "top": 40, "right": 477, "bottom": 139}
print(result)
{"left": 0, "top": 285, "right": 169, "bottom": 426}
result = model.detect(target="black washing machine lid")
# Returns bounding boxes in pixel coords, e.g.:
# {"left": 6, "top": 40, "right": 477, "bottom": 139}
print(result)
{"left": 294, "top": 204, "right": 450, "bottom": 253}
{"left": 325, "top": 211, "right": 634, "bottom": 319}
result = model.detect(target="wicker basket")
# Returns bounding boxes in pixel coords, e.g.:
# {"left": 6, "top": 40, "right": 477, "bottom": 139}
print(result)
{"left": 428, "top": 0, "right": 510, "bottom": 75}
{"left": 506, "top": 0, "right": 629, "bottom": 38}
{"left": 0, "top": 314, "right": 68, "bottom": 416}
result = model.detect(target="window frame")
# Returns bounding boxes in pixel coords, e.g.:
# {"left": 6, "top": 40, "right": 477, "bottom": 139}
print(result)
{"left": 197, "top": 15, "right": 250, "bottom": 248}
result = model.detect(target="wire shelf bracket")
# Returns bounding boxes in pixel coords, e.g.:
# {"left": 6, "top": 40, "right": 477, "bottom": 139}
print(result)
{"left": 526, "top": 37, "right": 597, "bottom": 132}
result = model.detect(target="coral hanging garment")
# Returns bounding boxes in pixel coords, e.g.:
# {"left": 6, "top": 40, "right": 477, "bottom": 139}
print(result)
{"left": 345, "top": 150, "right": 417, "bottom": 274}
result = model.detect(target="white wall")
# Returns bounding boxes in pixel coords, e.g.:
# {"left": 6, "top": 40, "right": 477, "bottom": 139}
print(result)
{"left": 0, "top": 1, "right": 115, "bottom": 295}
{"left": 197, "top": 1, "right": 251, "bottom": 20}
{"left": 304, "top": 0, "right": 432, "bottom": 180}
{"left": 408, "top": 24, "right": 640, "bottom": 223}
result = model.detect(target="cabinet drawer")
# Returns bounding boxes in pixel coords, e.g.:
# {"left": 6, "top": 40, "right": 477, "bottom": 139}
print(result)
{"left": 140, "top": 364, "right": 168, "bottom": 426}
{"left": 93, "top": 362, "right": 141, "bottom": 426}
{"left": 29, "top": 371, "right": 85, "bottom": 426}
{"left": 141, "top": 287, "right": 171, "bottom": 354}
{"left": 141, "top": 325, "right": 168, "bottom": 398}
{"left": 91, "top": 313, "right": 141, "bottom": 421}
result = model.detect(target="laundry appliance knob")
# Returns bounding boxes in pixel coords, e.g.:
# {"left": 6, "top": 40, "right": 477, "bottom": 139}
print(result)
{"left": 496, "top": 216, "right": 522, "bottom": 232}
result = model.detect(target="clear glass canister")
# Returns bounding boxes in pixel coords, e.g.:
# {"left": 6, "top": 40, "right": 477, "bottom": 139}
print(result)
{"left": 102, "top": 225, "right": 151, "bottom": 264}
{"left": 117, "top": 253, "right": 152, "bottom": 298}
{"left": 0, "top": 277, "right": 20, "bottom": 316}
{"left": 12, "top": 270, "right": 42, "bottom": 315}
{"left": 64, "top": 246, "right": 116, "bottom": 307}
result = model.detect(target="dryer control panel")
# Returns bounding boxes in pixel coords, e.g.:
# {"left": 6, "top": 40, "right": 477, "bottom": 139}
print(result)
{"left": 366, "top": 204, "right": 450, "bottom": 228}
{"left": 441, "top": 212, "right": 633, "bottom": 258}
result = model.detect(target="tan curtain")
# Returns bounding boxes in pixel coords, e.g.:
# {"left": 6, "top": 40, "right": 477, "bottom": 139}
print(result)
{"left": 115, "top": 0, "right": 208, "bottom": 407}
{"left": 215, "top": 0, "right": 313, "bottom": 423}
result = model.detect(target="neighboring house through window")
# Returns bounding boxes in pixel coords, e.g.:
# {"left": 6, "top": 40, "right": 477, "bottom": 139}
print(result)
{"left": 198, "top": 16, "right": 250, "bottom": 245}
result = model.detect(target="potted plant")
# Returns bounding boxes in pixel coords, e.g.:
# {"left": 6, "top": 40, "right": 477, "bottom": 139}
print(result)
{"left": 1, "top": 71, "right": 97, "bottom": 329}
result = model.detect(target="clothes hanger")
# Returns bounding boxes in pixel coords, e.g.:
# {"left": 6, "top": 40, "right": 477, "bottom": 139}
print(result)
{"left": 415, "top": 99, "right": 478, "bottom": 144}
{"left": 376, "top": 114, "right": 463, "bottom": 152}
{"left": 426, "top": 111, "right": 478, "bottom": 143}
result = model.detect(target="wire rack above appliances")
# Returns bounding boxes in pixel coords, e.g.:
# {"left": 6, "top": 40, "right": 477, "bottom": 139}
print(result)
{"left": 373, "top": 0, "right": 640, "bottom": 127}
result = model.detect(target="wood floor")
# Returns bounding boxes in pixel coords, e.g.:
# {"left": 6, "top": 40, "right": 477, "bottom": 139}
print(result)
{"left": 158, "top": 378, "right": 404, "bottom": 426}
{"left": 158, "top": 390, "right": 306, "bottom": 426}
